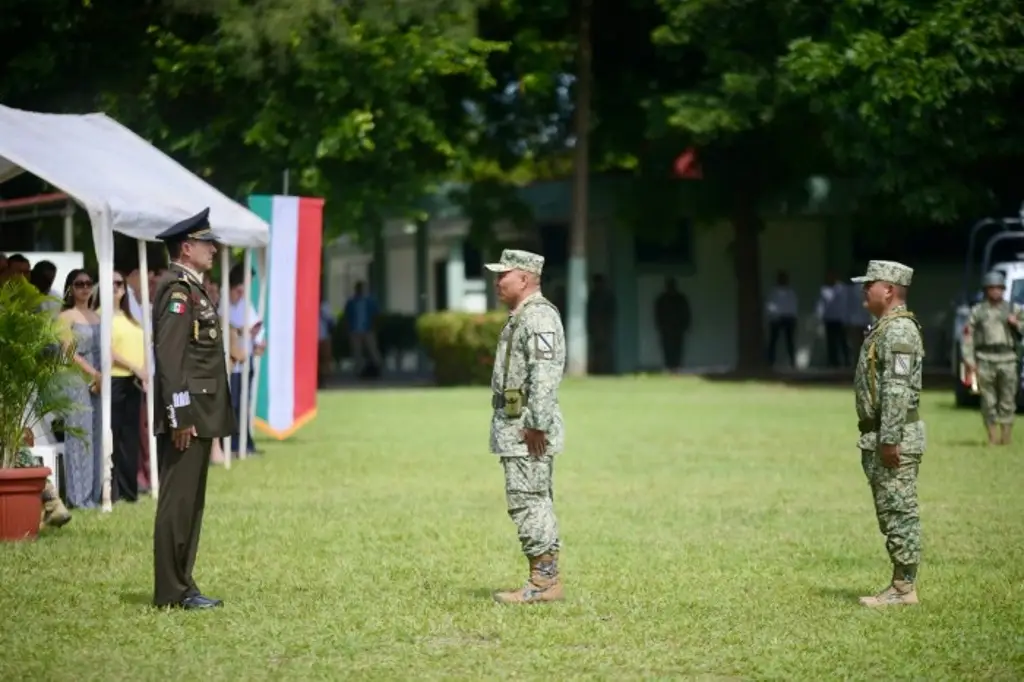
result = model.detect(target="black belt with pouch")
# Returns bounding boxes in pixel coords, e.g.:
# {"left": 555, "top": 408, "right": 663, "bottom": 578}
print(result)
{"left": 858, "top": 408, "right": 920, "bottom": 435}
{"left": 492, "top": 388, "right": 527, "bottom": 418}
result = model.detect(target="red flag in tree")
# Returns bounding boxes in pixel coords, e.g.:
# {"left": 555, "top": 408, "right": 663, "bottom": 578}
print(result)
{"left": 673, "top": 147, "right": 703, "bottom": 180}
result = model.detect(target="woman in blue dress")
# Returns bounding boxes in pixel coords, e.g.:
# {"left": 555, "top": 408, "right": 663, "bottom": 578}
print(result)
{"left": 57, "top": 269, "right": 103, "bottom": 509}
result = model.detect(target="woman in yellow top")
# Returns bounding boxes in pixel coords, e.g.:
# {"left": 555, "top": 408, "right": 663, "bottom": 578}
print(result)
{"left": 95, "top": 271, "right": 148, "bottom": 503}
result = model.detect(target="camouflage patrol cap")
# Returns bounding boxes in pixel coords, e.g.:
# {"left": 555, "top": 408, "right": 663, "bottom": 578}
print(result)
{"left": 982, "top": 270, "right": 1006, "bottom": 288}
{"left": 850, "top": 260, "right": 913, "bottom": 286}
{"left": 484, "top": 249, "right": 545, "bottom": 275}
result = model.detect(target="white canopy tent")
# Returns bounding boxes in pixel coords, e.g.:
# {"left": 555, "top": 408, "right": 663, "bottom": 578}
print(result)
{"left": 0, "top": 104, "right": 270, "bottom": 509}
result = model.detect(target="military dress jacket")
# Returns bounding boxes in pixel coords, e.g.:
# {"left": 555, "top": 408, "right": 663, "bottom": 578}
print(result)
{"left": 853, "top": 305, "right": 926, "bottom": 454}
{"left": 489, "top": 291, "right": 566, "bottom": 457}
{"left": 151, "top": 264, "right": 235, "bottom": 439}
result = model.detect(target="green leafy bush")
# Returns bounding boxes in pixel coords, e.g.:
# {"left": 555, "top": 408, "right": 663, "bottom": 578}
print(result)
{"left": 416, "top": 311, "right": 507, "bottom": 386}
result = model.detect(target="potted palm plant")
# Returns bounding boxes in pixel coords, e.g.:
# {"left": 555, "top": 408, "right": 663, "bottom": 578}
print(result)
{"left": 0, "top": 276, "right": 84, "bottom": 541}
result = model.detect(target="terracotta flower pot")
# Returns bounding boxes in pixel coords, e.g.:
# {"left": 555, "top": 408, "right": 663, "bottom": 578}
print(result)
{"left": 0, "top": 467, "right": 51, "bottom": 541}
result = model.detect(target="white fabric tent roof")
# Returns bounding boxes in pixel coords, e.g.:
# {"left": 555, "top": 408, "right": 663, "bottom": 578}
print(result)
{"left": 0, "top": 104, "right": 269, "bottom": 247}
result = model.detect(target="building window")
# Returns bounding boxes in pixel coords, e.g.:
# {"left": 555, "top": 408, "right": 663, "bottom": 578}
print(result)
{"left": 634, "top": 219, "right": 693, "bottom": 266}
{"left": 462, "top": 241, "right": 483, "bottom": 279}
{"left": 538, "top": 222, "right": 569, "bottom": 270}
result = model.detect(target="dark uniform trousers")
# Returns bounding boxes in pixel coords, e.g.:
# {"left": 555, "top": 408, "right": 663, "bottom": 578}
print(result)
{"left": 150, "top": 263, "right": 235, "bottom": 607}
{"left": 153, "top": 435, "right": 214, "bottom": 605}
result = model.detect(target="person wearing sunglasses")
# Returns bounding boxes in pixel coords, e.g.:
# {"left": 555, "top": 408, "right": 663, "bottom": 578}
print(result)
{"left": 57, "top": 269, "right": 103, "bottom": 509}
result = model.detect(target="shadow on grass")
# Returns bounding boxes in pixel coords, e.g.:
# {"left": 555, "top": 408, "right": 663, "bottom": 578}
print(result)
{"left": 698, "top": 370, "right": 959, "bottom": 391}
{"left": 465, "top": 587, "right": 498, "bottom": 600}
{"left": 814, "top": 586, "right": 869, "bottom": 604}
{"left": 119, "top": 590, "right": 154, "bottom": 607}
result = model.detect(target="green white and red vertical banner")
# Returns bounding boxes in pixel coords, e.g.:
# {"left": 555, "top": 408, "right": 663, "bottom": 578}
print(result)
{"left": 246, "top": 194, "right": 325, "bottom": 439}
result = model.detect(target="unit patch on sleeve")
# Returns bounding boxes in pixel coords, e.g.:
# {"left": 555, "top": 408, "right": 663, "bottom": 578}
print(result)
{"left": 169, "top": 300, "right": 186, "bottom": 315}
{"left": 534, "top": 331, "right": 556, "bottom": 361}
{"left": 893, "top": 353, "right": 912, "bottom": 377}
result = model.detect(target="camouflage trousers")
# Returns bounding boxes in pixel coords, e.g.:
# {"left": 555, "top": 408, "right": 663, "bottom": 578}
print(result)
{"left": 977, "top": 360, "right": 1018, "bottom": 424}
{"left": 501, "top": 456, "right": 560, "bottom": 557}
{"left": 861, "top": 449, "right": 922, "bottom": 568}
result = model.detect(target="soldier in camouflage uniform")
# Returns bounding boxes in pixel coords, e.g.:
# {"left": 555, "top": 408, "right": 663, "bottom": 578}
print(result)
{"left": 485, "top": 249, "right": 566, "bottom": 604}
{"left": 961, "top": 271, "right": 1024, "bottom": 445}
{"left": 851, "top": 260, "right": 926, "bottom": 608}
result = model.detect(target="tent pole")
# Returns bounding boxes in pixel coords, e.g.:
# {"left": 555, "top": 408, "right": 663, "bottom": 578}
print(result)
{"left": 98, "top": 210, "right": 114, "bottom": 513}
{"left": 239, "top": 249, "right": 253, "bottom": 459}
{"left": 63, "top": 200, "right": 74, "bottom": 252}
{"left": 138, "top": 240, "right": 159, "bottom": 501}
{"left": 220, "top": 248, "right": 232, "bottom": 468}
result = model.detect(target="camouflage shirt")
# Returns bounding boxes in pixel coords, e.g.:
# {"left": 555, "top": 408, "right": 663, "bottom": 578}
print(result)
{"left": 962, "top": 300, "right": 1024, "bottom": 364}
{"left": 853, "top": 304, "right": 926, "bottom": 453}
{"left": 490, "top": 291, "right": 566, "bottom": 456}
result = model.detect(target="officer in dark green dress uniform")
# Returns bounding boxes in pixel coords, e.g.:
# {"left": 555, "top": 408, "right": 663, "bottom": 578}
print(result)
{"left": 151, "top": 208, "right": 236, "bottom": 610}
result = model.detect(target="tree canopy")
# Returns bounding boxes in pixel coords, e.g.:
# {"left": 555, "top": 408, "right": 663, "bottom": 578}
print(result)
{"left": 781, "top": 0, "right": 1024, "bottom": 222}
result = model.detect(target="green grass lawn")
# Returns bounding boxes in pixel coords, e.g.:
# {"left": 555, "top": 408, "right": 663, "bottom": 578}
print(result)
{"left": 2, "top": 377, "right": 1023, "bottom": 681}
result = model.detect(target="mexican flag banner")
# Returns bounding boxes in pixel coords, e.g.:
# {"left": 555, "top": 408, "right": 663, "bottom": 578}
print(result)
{"left": 246, "top": 194, "right": 325, "bottom": 439}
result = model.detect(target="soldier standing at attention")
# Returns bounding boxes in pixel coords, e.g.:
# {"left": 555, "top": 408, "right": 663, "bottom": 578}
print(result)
{"left": 851, "top": 260, "right": 926, "bottom": 608}
{"left": 485, "top": 249, "right": 567, "bottom": 604}
{"left": 962, "top": 271, "right": 1024, "bottom": 445}
{"left": 151, "top": 208, "right": 236, "bottom": 610}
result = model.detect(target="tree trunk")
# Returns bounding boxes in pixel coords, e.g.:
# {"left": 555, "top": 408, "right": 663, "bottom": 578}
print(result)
{"left": 731, "top": 201, "right": 765, "bottom": 373}
{"left": 565, "top": 0, "right": 592, "bottom": 377}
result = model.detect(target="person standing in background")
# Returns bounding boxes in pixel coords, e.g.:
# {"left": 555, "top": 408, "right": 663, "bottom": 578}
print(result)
{"left": 766, "top": 270, "right": 799, "bottom": 368}
{"left": 319, "top": 300, "right": 336, "bottom": 388}
{"left": 228, "top": 264, "right": 265, "bottom": 457}
{"left": 29, "top": 260, "right": 60, "bottom": 315}
{"left": 94, "top": 270, "right": 147, "bottom": 503}
{"left": 586, "top": 274, "right": 616, "bottom": 374}
{"left": 961, "top": 271, "right": 1024, "bottom": 445}
{"left": 816, "top": 271, "right": 850, "bottom": 367}
{"left": 57, "top": 269, "right": 103, "bottom": 509}
{"left": 344, "top": 281, "right": 382, "bottom": 378}
{"left": 845, "top": 269, "right": 873, "bottom": 360}
{"left": 654, "top": 277, "right": 691, "bottom": 373}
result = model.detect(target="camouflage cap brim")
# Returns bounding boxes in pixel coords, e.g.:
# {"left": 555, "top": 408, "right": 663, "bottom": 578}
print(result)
{"left": 484, "top": 262, "right": 514, "bottom": 273}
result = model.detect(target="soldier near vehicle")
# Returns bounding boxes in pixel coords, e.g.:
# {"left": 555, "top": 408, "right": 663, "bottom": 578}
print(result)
{"left": 150, "top": 208, "right": 235, "bottom": 610}
{"left": 961, "top": 271, "right": 1024, "bottom": 445}
{"left": 851, "top": 260, "right": 926, "bottom": 608}
{"left": 485, "top": 249, "right": 567, "bottom": 605}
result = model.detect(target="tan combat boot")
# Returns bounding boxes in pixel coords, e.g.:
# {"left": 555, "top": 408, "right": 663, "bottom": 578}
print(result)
{"left": 40, "top": 481, "right": 71, "bottom": 530}
{"left": 987, "top": 423, "right": 1001, "bottom": 446}
{"left": 1001, "top": 423, "right": 1014, "bottom": 445}
{"left": 493, "top": 553, "right": 564, "bottom": 604}
{"left": 859, "top": 567, "right": 918, "bottom": 608}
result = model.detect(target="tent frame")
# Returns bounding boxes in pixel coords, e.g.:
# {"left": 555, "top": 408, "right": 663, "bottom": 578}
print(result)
{"left": 0, "top": 106, "right": 271, "bottom": 509}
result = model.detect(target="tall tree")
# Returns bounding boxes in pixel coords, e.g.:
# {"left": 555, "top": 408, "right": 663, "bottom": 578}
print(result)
{"left": 1, "top": 0, "right": 507, "bottom": 239}
{"left": 780, "top": 0, "right": 1024, "bottom": 223}
{"left": 642, "top": 0, "right": 828, "bottom": 370}
{"left": 566, "top": 0, "right": 593, "bottom": 376}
